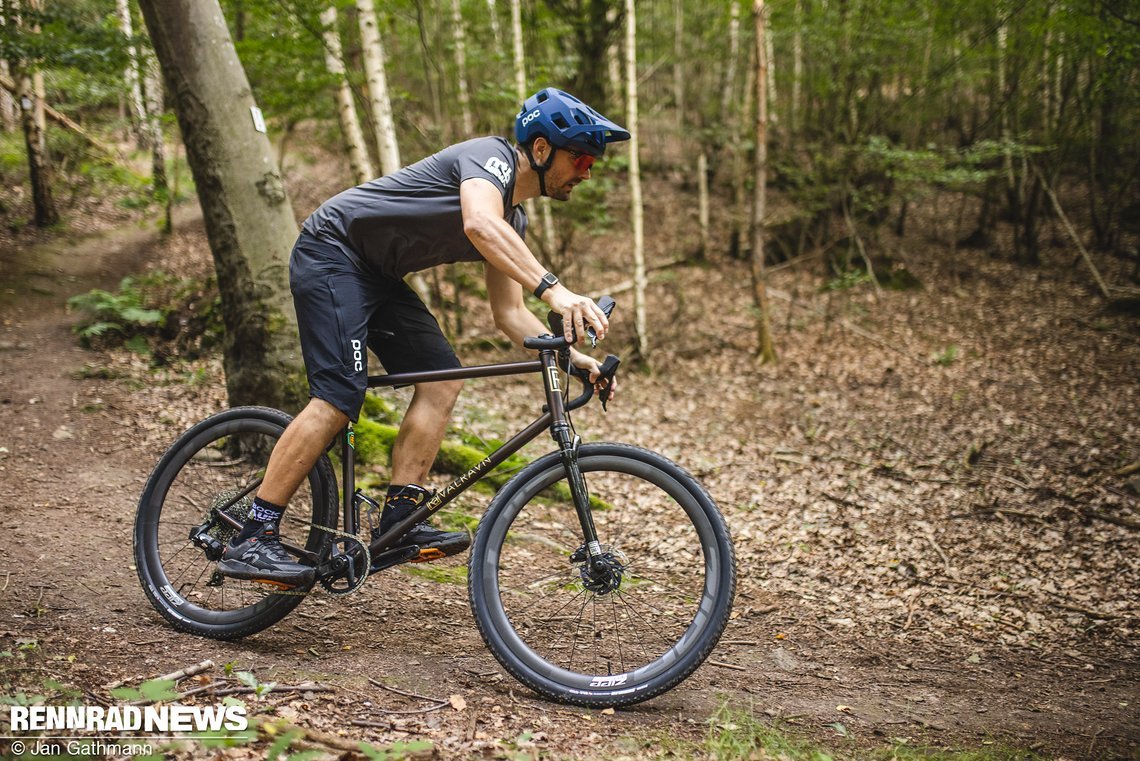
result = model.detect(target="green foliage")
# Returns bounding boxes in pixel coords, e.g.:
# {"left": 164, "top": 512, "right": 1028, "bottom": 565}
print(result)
{"left": 68, "top": 276, "right": 165, "bottom": 348}
{"left": 822, "top": 270, "right": 873, "bottom": 292}
{"left": 67, "top": 273, "right": 223, "bottom": 357}
{"left": 703, "top": 704, "right": 835, "bottom": 761}
{"left": 931, "top": 345, "right": 959, "bottom": 366}
{"left": 358, "top": 740, "right": 433, "bottom": 760}
{"left": 109, "top": 678, "right": 179, "bottom": 703}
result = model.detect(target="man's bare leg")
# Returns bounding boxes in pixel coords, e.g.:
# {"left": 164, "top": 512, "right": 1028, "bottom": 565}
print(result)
{"left": 390, "top": 380, "right": 464, "bottom": 486}
{"left": 257, "top": 398, "right": 350, "bottom": 505}
{"left": 217, "top": 397, "right": 349, "bottom": 584}
{"left": 381, "top": 379, "right": 470, "bottom": 561}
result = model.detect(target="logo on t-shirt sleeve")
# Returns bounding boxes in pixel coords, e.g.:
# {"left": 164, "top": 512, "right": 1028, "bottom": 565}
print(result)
{"left": 483, "top": 156, "right": 512, "bottom": 187}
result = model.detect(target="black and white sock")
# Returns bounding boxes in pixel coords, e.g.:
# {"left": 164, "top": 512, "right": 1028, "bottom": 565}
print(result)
{"left": 236, "top": 496, "right": 286, "bottom": 541}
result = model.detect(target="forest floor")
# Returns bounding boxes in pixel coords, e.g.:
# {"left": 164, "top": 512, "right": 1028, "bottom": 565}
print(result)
{"left": 0, "top": 145, "right": 1137, "bottom": 760}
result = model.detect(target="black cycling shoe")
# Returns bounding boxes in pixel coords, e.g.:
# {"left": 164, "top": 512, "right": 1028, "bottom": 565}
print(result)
{"left": 216, "top": 523, "right": 315, "bottom": 587}
{"left": 373, "top": 485, "right": 470, "bottom": 564}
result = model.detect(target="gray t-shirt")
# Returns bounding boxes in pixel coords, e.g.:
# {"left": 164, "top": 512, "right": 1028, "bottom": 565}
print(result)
{"left": 301, "top": 136, "right": 528, "bottom": 279}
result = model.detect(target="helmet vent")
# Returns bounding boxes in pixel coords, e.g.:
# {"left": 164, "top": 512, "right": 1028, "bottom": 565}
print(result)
{"left": 552, "top": 114, "right": 570, "bottom": 130}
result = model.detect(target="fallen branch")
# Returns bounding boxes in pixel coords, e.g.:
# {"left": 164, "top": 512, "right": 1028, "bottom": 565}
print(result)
{"left": 708, "top": 660, "right": 747, "bottom": 671}
{"left": 0, "top": 73, "right": 123, "bottom": 160}
{"left": 1079, "top": 508, "right": 1140, "bottom": 531}
{"left": 1033, "top": 164, "right": 1110, "bottom": 300}
{"left": 1114, "top": 461, "right": 1140, "bottom": 477}
{"left": 157, "top": 660, "right": 216, "bottom": 685}
{"left": 366, "top": 676, "right": 444, "bottom": 705}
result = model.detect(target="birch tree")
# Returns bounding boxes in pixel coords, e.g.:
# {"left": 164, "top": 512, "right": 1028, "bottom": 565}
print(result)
{"left": 750, "top": 0, "right": 775, "bottom": 363}
{"left": 8, "top": 0, "right": 56, "bottom": 227}
{"left": 0, "top": 8, "right": 13, "bottom": 132}
{"left": 509, "top": 0, "right": 555, "bottom": 259}
{"left": 321, "top": 5, "right": 374, "bottom": 184}
{"left": 625, "top": 0, "right": 648, "bottom": 360}
{"left": 141, "top": 44, "right": 169, "bottom": 227}
{"left": 450, "top": 0, "right": 474, "bottom": 137}
{"left": 357, "top": 0, "right": 400, "bottom": 174}
{"left": 116, "top": 0, "right": 147, "bottom": 146}
{"left": 137, "top": 0, "right": 306, "bottom": 411}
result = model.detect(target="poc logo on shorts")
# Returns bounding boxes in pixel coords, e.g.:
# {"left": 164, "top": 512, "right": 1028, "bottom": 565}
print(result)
{"left": 350, "top": 339, "right": 364, "bottom": 372}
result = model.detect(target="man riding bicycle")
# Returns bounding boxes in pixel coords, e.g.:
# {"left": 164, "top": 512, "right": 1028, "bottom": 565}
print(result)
{"left": 217, "top": 88, "right": 629, "bottom": 587}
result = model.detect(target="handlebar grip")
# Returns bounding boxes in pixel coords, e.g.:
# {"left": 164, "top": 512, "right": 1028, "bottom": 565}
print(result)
{"left": 596, "top": 354, "right": 620, "bottom": 411}
{"left": 546, "top": 295, "right": 617, "bottom": 345}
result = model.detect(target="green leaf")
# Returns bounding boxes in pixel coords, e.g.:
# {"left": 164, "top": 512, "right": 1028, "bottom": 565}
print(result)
{"left": 139, "top": 678, "right": 180, "bottom": 703}
{"left": 267, "top": 728, "right": 303, "bottom": 760}
{"left": 110, "top": 686, "right": 141, "bottom": 701}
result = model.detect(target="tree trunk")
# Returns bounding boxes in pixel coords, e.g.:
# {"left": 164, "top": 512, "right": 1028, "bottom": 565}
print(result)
{"left": 450, "top": 0, "right": 474, "bottom": 137}
{"left": 357, "top": 0, "right": 401, "bottom": 175}
{"left": 116, "top": 0, "right": 148, "bottom": 147}
{"left": 137, "top": 0, "right": 307, "bottom": 412}
{"left": 791, "top": 0, "right": 801, "bottom": 140}
{"left": 8, "top": 0, "right": 57, "bottom": 227}
{"left": 697, "top": 151, "right": 709, "bottom": 258}
{"left": 509, "top": 0, "right": 554, "bottom": 258}
{"left": 321, "top": 5, "right": 374, "bottom": 184}
{"left": 606, "top": 4, "right": 623, "bottom": 113}
{"left": 412, "top": 0, "right": 445, "bottom": 140}
{"left": 751, "top": 0, "right": 776, "bottom": 363}
{"left": 141, "top": 43, "right": 169, "bottom": 229}
{"left": 721, "top": 1, "right": 740, "bottom": 118}
{"left": 0, "top": 7, "right": 17, "bottom": 132}
{"left": 672, "top": 0, "right": 684, "bottom": 138}
{"left": 485, "top": 0, "right": 502, "bottom": 49}
{"left": 625, "top": 0, "right": 648, "bottom": 360}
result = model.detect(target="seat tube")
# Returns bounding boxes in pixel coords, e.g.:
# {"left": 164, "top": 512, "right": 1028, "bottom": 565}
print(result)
{"left": 541, "top": 351, "right": 600, "bottom": 548}
{"left": 341, "top": 425, "right": 356, "bottom": 535}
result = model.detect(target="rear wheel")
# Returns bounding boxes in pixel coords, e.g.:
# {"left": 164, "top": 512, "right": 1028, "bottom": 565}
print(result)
{"left": 134, "top": 406, "right": 337, "bottom": 639}
{"left": 469, "top": 443, "right": 736, "bottom": 707}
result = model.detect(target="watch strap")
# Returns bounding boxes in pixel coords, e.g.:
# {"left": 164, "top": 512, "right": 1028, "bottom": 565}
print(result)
{"left": 533, "top": 272, "right": 558, "bottom": 299}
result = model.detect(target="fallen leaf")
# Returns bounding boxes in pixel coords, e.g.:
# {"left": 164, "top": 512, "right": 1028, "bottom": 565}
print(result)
{"left": 450, "top": 694, "right": 467, "bottom": 711}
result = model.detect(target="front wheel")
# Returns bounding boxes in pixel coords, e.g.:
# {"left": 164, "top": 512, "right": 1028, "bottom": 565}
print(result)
{"left": 468, "top": 443, "right": 736, "bottom": 707}
{"left": 134, "top": 406, "right": 337, "bottom": 640}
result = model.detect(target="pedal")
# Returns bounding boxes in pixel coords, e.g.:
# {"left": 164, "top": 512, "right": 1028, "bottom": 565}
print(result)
{"left": 410, "top": 548, "right": 447, "bottom": 563}
{"left": 251, "top": 579, "right": 297, "bottom": 590}
{"left": 369, "top": 545, "right": 422, "bottom": 573}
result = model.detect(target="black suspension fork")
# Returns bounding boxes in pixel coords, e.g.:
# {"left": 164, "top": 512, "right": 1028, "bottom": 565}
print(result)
{"left": 541, "top": 350, "right": 603, "bottom": 559}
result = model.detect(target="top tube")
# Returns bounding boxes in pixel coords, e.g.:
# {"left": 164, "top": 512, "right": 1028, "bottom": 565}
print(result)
{"left": 367, "top": 359, "right": 544, "bottom": 389}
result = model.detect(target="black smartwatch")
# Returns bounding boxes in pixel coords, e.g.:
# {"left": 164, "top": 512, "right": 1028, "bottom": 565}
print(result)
{"left": 533, "top": 272, "right": 559, "bottom": 299}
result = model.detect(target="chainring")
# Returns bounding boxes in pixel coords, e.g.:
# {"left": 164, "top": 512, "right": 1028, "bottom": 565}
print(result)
{"left": 318, "top": 535, "right": 371, "bottom": 596}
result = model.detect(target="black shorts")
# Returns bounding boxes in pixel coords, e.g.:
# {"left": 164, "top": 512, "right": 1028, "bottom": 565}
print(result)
{"left": 289, "top": 232, "right": 460, "bottom": 421}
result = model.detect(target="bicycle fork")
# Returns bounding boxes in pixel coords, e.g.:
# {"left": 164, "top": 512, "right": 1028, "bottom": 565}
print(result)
{"left": 542, "top": 351, "right": 605, "bottom": 567}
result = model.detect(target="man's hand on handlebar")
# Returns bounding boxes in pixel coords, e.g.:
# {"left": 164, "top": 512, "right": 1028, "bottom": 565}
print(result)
{"left": 544, "top": 286, "right": 609, "bottom": 344}
{"left": 570, "top": 349, "right": 617, "bottom": 404}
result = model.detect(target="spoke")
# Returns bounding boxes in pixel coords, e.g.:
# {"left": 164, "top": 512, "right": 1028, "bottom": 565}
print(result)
{"left": 566, "top": 591, "right": 593, "bottom": 671}
{"left": 612, "top": 590, "right": 678, "bottom": 650}
{"left": 611, "top": 596, "right": 625, "bottom": 673}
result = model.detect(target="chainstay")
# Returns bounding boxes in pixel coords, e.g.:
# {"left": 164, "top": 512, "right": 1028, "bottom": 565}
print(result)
{"left": 265, "top": 522, "right": 371, "bottom": 597}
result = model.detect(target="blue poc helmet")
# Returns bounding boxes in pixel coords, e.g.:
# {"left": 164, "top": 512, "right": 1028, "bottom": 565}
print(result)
{"left": 515, "top": 88, "right": 630, "bottom": 196}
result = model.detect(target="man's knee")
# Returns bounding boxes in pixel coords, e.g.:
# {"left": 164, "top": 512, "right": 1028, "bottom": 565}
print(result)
{"left": 414, "top": 379, "right": 464, "bottom": 408}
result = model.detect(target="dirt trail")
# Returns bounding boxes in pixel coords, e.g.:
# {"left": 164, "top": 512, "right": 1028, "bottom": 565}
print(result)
{"left": 0, "top": 199, "right": 1138, "bottom": 760}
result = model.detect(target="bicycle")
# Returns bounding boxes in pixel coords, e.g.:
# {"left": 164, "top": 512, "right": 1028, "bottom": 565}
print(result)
{"left": 133, "top": 298, "right": 736, "bottom": 707}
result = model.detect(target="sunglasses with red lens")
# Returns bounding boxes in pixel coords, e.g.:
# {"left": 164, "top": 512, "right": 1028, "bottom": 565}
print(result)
{"left": 567, "top": 150, "right": 596, "bottom": 173}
